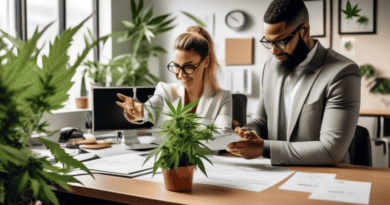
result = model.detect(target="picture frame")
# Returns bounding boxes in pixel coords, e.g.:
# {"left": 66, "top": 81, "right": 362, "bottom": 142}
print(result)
{"left": 304, "top": 0, "right": 326, "bottom": 38}
{"left": 338, "top": 0, "right": 377, "bottom": 35}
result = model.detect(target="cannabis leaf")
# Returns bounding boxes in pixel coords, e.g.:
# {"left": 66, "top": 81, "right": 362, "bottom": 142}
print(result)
{"left": 342, "top": 0, "right": 361, "bottom": 20}
{"left": 357, "top": 16, "right": 369, "bottom": 24}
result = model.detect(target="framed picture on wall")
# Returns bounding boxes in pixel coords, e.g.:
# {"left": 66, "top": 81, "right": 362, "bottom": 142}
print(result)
{"left": 339, "top": 0, "right": 377, "bottom": 34}
{"left": 304, "top": 0, "right": 326, "bottom": 38}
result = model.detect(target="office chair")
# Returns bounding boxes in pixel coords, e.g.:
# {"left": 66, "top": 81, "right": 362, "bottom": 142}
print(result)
{"left": 348, "top": 125, "right": 372, "bottom": 166}
{"left": 232, "top": 94, "right": 247, "bottom": 128}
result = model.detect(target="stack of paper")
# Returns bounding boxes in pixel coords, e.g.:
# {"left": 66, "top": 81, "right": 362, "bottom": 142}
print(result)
{"left": 279, "top": 172, "right": 336, "bottom": 193}
{"left": 279, "top": 172, "right": 372, "bottom": 204}
{"left": 136, "top": 156, "right": 295, "bottom": 192}
{"left": 309, "top": 180, "right": 371, "bottom": 204}
{"left": 82, "top": 153, "right": 154, "bottom": 174}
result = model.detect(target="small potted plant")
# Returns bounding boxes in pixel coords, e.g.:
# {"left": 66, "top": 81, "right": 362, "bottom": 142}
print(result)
{"left": 143, "top": 98, "right": 219, "bottom": 192}
{"left": 75, "top": 70, "right": 89, "bottom": 108}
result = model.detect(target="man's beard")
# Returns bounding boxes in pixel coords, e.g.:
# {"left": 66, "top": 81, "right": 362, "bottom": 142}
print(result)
{"left": 277, "top": 35, "right": 310, "bottom": 75}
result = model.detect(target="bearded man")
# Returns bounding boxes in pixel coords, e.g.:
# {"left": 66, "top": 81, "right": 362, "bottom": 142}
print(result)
{"left": 227, "top": 0, "right": 361, "bottom": 165}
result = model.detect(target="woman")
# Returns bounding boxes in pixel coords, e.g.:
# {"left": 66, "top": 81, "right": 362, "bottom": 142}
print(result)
{"left": 116, "top": 26, "right": 232, "bottom": 129}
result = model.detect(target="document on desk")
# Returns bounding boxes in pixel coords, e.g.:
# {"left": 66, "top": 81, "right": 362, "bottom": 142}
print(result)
{"left": 279, "top": 172, "right": 336, "bottom": 193}
{"left": 136, "top": 156, "right": 295, "bottom": 192}
{"left": 193, "top": 160, "right": 295, "bottom": 192}
{"left": 82, "top": 153, "right": 154, "bottom": 174}
{"left": 308, "top": 179, "right": 372, "bottom": 204}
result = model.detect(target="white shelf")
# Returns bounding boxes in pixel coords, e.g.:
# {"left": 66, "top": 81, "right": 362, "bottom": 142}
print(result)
{"left": 51, "top": 108, "right": 92, "bottom": 114}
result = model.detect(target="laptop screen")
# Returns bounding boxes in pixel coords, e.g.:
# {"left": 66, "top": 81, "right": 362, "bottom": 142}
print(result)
{"left": 93, "top": 86, "right": 156, "bottom": 132}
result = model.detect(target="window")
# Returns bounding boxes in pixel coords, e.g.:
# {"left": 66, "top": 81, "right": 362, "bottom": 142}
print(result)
{"left": 26, "top": 0, "right": 59, "bottom": 66}
{"left": 2, "top": 0, "right": 101, "bottom": 110}
{"left": 0, "top": 0, "right": 17, "bottom": 37}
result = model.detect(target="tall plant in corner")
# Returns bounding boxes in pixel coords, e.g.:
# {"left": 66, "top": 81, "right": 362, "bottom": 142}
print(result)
{"left": 110, "top": 0, "right": 207, "bottom": 86}
{"left": 0, "top": 15, "right": 107, "bottom": 205}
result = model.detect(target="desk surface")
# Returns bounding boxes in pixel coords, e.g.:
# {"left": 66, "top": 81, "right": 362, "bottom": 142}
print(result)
{"left": 360, "top": 109, "right": 390, "bottom": 116}
{"left": 65, "top": 160, "right": 390, "bottom": 205}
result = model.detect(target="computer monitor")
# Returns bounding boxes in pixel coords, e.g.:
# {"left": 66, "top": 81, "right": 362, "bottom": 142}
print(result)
{"left": 92, "top": 86, "right": 156, "bottom": 132}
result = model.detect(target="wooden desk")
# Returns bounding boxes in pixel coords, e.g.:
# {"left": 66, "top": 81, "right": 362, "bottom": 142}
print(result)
{"left": 63, "top": 163, "right": 390, "bottom": 205}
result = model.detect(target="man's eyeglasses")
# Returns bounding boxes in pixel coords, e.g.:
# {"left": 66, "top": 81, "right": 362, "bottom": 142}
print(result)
{"left": 167, "top": 58, "right": 203, "bottom": 74}
{"left": 260, "top": 24, "right": 303, "bottom": 50}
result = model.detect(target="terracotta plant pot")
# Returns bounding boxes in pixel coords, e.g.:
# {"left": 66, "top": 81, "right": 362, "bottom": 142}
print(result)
{"left": 162, "top": 165, "right": 196, "bottom": 192}
{"left": 75, "top": 96, "right": 89, "bottom": 109}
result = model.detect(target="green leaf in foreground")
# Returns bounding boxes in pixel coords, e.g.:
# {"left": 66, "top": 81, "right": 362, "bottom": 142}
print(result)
{"left": 37, "top": 137, "right": 94, "bottom": 178}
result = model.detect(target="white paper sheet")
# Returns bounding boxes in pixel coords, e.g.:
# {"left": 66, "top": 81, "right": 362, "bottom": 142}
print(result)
{"left": 136, "top": 156, "right": 295, "bottom": 192}
{"left": 279, "top": 172, "right": 336, "bottom": 193}
{"left": 31, "top": 148, "right": 80, "bottom": 162}
{"left": 309, "top": 179, "right": 372, "bottom": 204}
{"left": 82, "top": 153, "right": 154, "bottom": 174}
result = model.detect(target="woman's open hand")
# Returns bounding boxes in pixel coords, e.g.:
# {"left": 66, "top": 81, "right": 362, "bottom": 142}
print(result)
{"left": 116, "top": 93, "right": 145, "bottom": 124}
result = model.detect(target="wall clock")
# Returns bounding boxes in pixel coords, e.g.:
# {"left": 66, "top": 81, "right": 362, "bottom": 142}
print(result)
{"left": 225, "top": 10, "right": 247, "bottom": 31}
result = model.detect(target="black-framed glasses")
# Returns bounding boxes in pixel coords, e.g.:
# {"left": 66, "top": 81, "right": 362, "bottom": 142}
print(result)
{"left": 167, "top": 58, "right": 203, "bottom": 74}
{"left": 260, "top": 24, "right": 303, "bottom": 50}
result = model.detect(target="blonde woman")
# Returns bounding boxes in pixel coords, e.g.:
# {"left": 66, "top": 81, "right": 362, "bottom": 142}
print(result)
{"left": 117, "top": 26, "right": 232, "bottom": 129}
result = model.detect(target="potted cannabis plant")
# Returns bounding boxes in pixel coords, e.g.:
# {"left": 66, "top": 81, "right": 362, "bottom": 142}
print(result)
{"left": 0, "top": 15, "right": 104, "bottom": 205}
{"left": 143, "top": 98, "right": 219, "bottom": 192}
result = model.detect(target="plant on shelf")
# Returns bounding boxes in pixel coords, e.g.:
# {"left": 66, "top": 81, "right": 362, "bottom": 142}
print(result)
{"left": 360, "top": 64, "right": 390, "bottom": 95}
{"left": 110, "top": 0, "right": 207, "bottom": 86}
{"left": 143, "top": 97, "right": 219, "bottom": 192}
{"left": 83, "top": 60, "right": 108, "bottom": 86}
{"left": 76, "top": 28, "right": 109, "bottom": 108}
{"left": 75, "top": 70, "right": 89, "bottom": 109}
{"left": 0, "top": 16, "right": 99, "bottom": 205}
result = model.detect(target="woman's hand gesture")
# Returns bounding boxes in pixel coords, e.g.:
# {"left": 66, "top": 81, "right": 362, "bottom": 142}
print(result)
{"left": 116, "top": 93, "right": 145, "bottom": 124}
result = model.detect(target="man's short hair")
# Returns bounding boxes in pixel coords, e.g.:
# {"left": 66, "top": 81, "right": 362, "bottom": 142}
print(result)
{"left": 264, "top": 0, "right": 309, "bottom": 28}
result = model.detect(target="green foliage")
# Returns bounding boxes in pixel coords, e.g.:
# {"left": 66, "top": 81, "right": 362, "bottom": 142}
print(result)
{"left": 110, "top": 0, "right": 207, "bottom": 86}
{"left": 370, "top": 78, "right": 390, "bottom": 94}
{"left": 83, "top": 60, "right": 108, "bottom": 86}
{"left": 80, "top": 73, "right": 87, "bottom": 96}
{"left": 342, "top": 0, "right": 370, "bottom": 25}
{"left": 344, "top": 41, "right": 353, "bottom": 51}
{"left": 143, "top": 97, "right": 219, "bottom": 177}
{"left": 181, "top": 11, "right": 207, "bottom": 28}
{"left": 0, "top": 15, "right": 97, "bottom": 205}
{"left": 360, "top": 64, "right": 390, "bottom": 95}
{"left": 342, "top": 0, "right": 361, "bottom": 20}
{"left": 360, "top": 64, "right": 375, "bottom": 79}
{"left": 357, "top": 16, "right": 369, "bottom": 24}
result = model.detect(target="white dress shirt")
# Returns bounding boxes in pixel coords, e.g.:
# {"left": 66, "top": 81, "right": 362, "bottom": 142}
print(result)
{"left": 283, "top": 41, "right": 319, "bottom": 133}
{"left": 143, "top": 82, "right": 233, "bottom": 129}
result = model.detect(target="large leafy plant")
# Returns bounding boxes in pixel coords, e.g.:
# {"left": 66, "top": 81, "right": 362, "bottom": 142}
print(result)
{"left": 0, "top": 16, "right": 104, "bottom": 205}
{"left": 110, "top": 0, "right": 207, "bottom": 86}
{"left": 143, "top": 98, "right": 219, "bottom": 177}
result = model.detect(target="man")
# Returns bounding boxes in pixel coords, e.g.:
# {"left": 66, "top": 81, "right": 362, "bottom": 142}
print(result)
{"left": 226, "top": 0, "right": 361, "bottom": 165}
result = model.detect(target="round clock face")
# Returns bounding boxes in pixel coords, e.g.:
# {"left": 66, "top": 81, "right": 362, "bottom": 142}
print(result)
{"left": 225, "top": 10, "right": 246, "bottom": 30}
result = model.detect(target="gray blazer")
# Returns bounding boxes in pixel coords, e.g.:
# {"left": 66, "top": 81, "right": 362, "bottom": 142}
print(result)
{"left": 246, "top": 42, "right": 361, "bottom": 166}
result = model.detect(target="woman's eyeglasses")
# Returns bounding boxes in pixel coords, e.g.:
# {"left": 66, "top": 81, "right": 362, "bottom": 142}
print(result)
{"left": 167, "top": 58, "right": 203, "bottom": 74}
{"left": 260, "top": 24, "right": 303, "bottom": 50}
